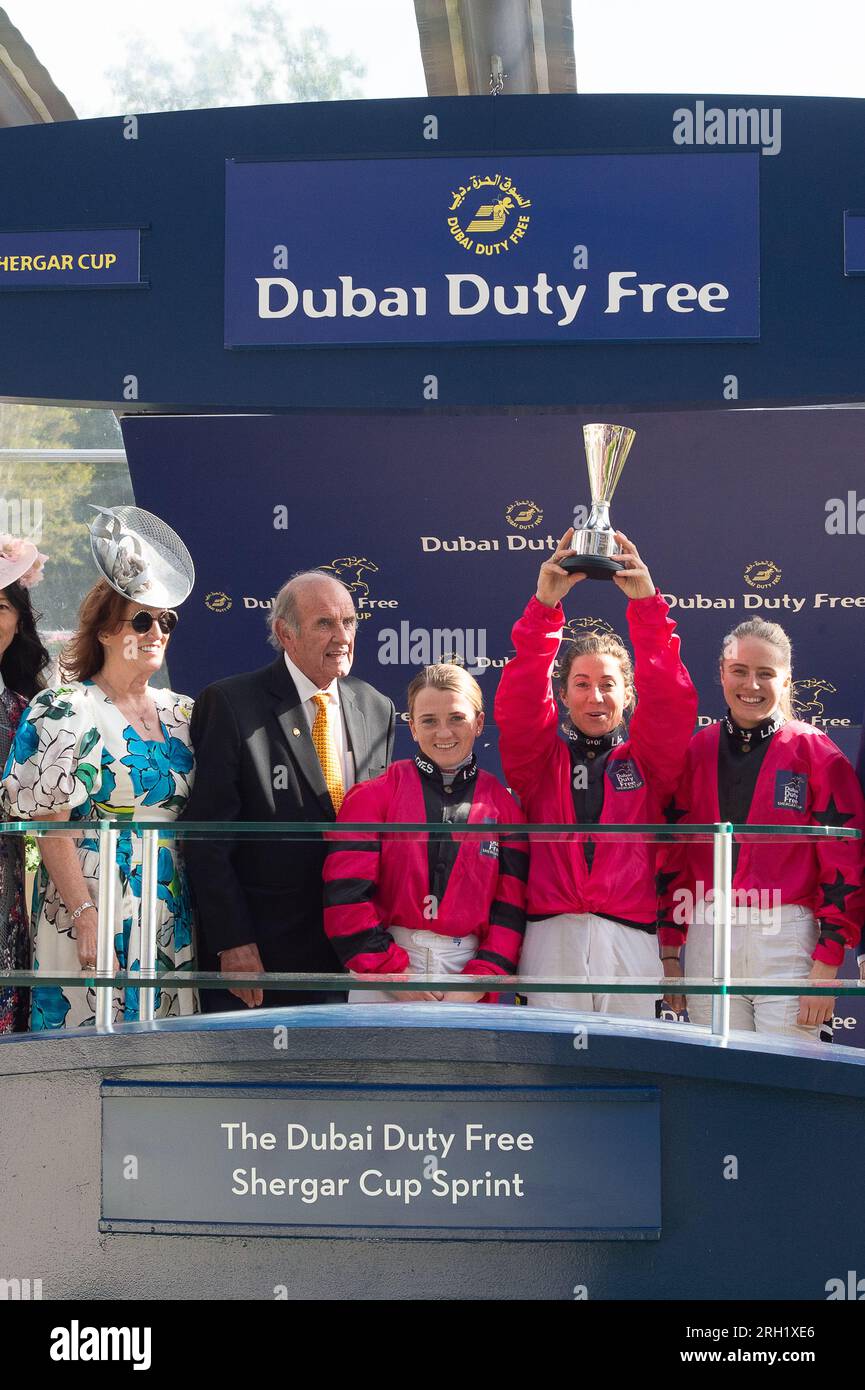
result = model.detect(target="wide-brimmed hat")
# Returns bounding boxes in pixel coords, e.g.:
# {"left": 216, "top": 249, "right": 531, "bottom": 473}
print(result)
{"left": 88, "top": 506, "right": 195, "bottom": 608}
{"left": 0, "top": 535, "right": 48, "bottom": 590}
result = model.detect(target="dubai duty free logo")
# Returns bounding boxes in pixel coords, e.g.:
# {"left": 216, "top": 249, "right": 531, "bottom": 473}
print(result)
{"left": 505, "top": 499, "right": 544, "bottom": 531}
{"left": 447, "top": 173, "right": 532, "bottom": 256}
{"left": 205, "top": 590, "right": 232, "bottom": 612}
{"left": 743, "top": 560, "right": 782, "bottom": 590}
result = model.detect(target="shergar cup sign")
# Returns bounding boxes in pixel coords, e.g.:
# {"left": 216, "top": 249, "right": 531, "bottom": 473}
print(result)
{"left": 560, "top": 423, "right": 636, "bottom": 580}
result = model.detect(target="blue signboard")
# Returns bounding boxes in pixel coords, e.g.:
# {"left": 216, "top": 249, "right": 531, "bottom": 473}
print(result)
{"left": 0, "top": 228, "right": 141, "bottom": 290}
{"left": 224, "top": 153, "right": 760, "bottom": 347}
{"left": 101, "top": 1083, "right": 661, "bottom": 1237}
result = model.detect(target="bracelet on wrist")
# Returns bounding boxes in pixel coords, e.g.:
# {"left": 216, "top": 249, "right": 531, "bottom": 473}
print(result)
{"left": 69, "top": 900, "right": 96, "bottom": 922}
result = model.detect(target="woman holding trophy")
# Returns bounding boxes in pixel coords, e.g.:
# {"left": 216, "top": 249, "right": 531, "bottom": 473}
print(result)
{"left": 494, "top": 423, "right": 698, "bottom": 1016}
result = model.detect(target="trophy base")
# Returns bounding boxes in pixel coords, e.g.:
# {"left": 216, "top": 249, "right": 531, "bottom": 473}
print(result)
{"left": 559, "top": 552, "right": 624, "bottom": 581}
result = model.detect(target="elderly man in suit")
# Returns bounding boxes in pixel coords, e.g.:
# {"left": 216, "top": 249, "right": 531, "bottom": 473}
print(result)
{"left": 184, "top": 570, "right": 395, "bottom": 1010}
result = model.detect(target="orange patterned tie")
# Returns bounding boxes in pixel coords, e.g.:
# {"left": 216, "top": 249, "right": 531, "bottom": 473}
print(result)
{"left": 311, "top": 693, "right": 344, "bottom": 812}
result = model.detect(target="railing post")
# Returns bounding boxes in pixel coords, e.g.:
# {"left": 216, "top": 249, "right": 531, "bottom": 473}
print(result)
{"left": 95, "top": 824, "right": 117, "bottom": 1031}
{"left": 711, "top": 822, "right": 733, "bottom": 1038}
{"left": 138, "top": 829, "right": 159, "bottom": 1023}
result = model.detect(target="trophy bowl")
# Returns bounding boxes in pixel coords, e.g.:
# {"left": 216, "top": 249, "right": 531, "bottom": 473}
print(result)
{"left": 559, "top": 423, "right": 636, "bottom": 580}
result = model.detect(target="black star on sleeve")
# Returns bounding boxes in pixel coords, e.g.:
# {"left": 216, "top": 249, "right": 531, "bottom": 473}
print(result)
{"left": 819, "top": 870, "right": 857, "bottom": 913}
{"left": 811, "top": 795, "right": 855, "bottom": 828}
{"left": 655, "top": 869, "right": 679, "bottom": 897}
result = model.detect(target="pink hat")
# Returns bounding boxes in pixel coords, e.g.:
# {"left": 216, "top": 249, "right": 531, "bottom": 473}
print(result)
{"left": 0, "top": 535, "right": 48, "bottom": 590}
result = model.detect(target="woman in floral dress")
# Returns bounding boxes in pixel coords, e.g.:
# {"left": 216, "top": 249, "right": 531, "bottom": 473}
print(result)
{"left": 2, "top": 507, "right": 198, "bottom": 1030}
{"left": 0, "top": 537, "right": 50, "bottom": 1032}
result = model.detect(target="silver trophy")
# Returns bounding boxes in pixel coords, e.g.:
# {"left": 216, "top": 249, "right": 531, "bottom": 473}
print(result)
{"left": 559, "top": 423, "right": 636, "bottom": 581}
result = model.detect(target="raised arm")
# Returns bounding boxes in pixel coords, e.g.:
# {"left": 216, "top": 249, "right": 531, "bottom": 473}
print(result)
{"left": 494, "top": 528, "right": 586, "bottom": 800}
{"left": 614, "top": 533, "right": 698, "bottom": 803}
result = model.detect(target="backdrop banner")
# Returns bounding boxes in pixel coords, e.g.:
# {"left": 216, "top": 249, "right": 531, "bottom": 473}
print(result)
{"left": 123, "top": 406, "right": 865, "bottom": 1041}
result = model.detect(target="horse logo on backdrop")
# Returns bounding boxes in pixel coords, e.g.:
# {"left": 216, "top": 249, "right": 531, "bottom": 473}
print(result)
{"left": 744, "top": 560, "right": 782, "bottom": 589}
{"left": 554, "top": 618, "right": 625, "bottom": 683}
{"left": 320, "top": 556, "right": 379, "bottom": 601}
{"left": 205, "top": 590, "right": 232, "bottom": 612}
{"left": 560, "top": 617, "right": 624, "bottom": 647}
{"left": 447, "top": 173, "right": 532, "bottom": 254}
{"left": 505, "top": 500, "right": 544, "bottom": 530}
{"left": 792, "top": 677, "right": 837, "bottom": 721}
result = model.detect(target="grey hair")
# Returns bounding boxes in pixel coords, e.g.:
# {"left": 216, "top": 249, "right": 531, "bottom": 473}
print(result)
{"left": 267, "top": 570, "right": 354, "bottom": 649}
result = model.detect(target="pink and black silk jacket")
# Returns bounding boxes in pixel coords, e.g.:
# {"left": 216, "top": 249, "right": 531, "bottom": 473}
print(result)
{"left": 657, "top": 718, "right": 865, "bottom": 965}
{"left": 493, "top": 591, "right": 698, "bottom": 928}
{"left": 323, "top": 756, "right": 528, "bottom": 985}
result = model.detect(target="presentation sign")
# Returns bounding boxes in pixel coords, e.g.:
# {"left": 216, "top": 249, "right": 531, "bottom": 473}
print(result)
{"left": 0, "top": 228, "right": 141, "bottom": 289}
{"left": 224, "top": 153, "right": 760, "bottom": 347}
{"left": 101, "top": 1084, "right": 661, "bottom": 1237}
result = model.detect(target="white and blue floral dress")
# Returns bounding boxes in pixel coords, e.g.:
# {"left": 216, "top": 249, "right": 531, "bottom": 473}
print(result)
{"left": 2, "top": 681, "right": 197, "bottom": 1030}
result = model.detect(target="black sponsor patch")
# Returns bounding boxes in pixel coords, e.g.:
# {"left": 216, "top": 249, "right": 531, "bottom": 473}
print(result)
{"left": 607, "top": 758, "right": 645, "bottom": 792}
{"left": 479, "top": 816, "right": 499, "bottom": 857}
{"left": 774, "top": 770, "right": 807, "bottom": 812}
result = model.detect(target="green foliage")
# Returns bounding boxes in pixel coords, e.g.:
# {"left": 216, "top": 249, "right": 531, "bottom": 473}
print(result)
{"left": 24, "top": 834, "right": 40, "bottom": 875}
{"left": 0, "top": 403, "right": 121, "bottom": 451}
{"left": 103, "top": 4, "right": 365, "bottom": 115}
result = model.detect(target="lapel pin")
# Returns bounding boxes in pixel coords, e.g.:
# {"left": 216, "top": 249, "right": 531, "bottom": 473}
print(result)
{"left": 292, "top": 727, "right": 301, "bottom": 737}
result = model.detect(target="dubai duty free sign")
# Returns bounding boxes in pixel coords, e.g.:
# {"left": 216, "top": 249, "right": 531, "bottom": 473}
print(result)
{"left": 223, "top": 152, "right": 759, "bottom": 348}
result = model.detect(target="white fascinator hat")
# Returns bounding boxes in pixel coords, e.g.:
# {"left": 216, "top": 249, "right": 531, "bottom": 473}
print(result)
{"left": 88, "top": 506, "right": 195, "bottom": 608}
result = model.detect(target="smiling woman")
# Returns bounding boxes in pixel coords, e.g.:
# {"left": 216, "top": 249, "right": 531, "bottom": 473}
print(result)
{"left": 657, "top": 618, "right": 865, "bottom": 1042}
{"left": 0, "top": 507, "right": 198, "bottom": 1031}
{"left": 324, "top": 662, "right": 528, "bottom": 1005}
{"left": 493, "top": 528, "right": 698, "bottom": 1017}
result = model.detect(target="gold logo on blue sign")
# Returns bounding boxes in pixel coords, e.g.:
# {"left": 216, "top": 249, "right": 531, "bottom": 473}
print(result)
{"left": 505, "top": 499, "right": 543, "bottom": 530}
{"left": 792, "top": 677, "right": 837, "bottom": 721}
{"left": 561, "top": 616, "right": 624, "bottom": 645}
{"left": 447, "top": 173, "right": 532, "bottom": 255}
{"left": 205, "top": 591, "right": 232, "bottom": 612}
{"left": 744, "top": 560, "right": 782, "bottom": 589}
{"left": 320, "top": 556, "right": 379, "bottom": 601}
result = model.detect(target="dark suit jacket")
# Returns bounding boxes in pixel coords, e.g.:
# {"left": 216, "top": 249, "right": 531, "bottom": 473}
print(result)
{"left": 183, "top": 656, "right": 395, "bottom": 969}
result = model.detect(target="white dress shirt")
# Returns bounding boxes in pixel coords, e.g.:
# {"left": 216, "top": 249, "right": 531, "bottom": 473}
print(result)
{"left": 284, "top": 654, "right": 355, "bottom": 790}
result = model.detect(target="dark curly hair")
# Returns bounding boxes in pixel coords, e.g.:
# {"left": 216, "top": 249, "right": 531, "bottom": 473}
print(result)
{"left": 0, "top": 580, "right": 51, "bottom": 700}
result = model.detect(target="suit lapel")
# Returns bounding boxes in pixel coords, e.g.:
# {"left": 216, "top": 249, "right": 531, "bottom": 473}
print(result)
{"left": 340, "top": 682, "right": 369, "bottom": 780}
{"left": 266, "top": 658, "right": 334, "bottom": 818}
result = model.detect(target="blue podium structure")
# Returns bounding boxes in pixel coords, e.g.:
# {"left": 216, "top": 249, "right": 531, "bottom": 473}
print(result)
{"left": 0, "top": 1004, "right": 862, "bottom": 1300}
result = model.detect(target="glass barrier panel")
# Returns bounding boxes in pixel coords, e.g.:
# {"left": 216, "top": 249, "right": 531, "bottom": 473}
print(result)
{"left": 0, "top": 823, "right": 859, "bottom": 1041}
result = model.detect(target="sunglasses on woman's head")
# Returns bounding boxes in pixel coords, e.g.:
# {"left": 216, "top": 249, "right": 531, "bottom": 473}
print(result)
{"left": 122, "top": 609, "right": 179, "bottom": 635}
